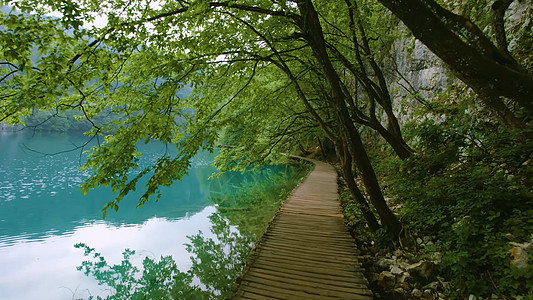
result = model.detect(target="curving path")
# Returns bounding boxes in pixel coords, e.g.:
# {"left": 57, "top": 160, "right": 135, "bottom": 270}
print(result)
{"left": 231, "top": 158, "right": 373, "bottom": 299}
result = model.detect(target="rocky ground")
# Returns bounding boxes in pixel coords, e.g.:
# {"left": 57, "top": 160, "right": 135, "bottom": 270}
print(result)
{"left": 356, "top": 233, "right": 531, "bottom": 300}
{"left": 358, "top": 239, "right": 449, "bottom": 300}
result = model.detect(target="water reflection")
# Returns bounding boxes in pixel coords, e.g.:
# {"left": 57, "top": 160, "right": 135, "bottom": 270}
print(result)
{"left": 0, "top": 207, "right": 217, "bottom": 300}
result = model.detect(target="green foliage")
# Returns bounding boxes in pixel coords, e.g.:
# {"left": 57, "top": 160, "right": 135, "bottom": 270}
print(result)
{"left": 1, "top": 0, "right": 320, "bottom": 213}
{"left": 372, "top": 112, "right": 533, "bottom": 297}
{"left": 209, "top": 162, "right": 311, "bottom": 239}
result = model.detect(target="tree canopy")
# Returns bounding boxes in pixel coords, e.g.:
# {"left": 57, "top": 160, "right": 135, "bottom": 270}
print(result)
{"left": 1, "top": 0, "right": 531, "bottom": 234}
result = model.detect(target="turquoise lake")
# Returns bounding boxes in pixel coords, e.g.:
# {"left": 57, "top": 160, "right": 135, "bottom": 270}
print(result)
{"left": 0, "top": 131, "right": 234, "bottom": 299}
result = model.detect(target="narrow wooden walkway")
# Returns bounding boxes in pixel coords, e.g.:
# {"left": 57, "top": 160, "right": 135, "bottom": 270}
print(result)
{"left": 232, "top": 158, "right": 373, "bottom": 300}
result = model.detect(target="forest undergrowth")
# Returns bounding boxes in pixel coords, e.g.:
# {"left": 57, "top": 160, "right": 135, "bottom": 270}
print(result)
{"left": 339, "top": 95, "right": 533, "bottom": 299}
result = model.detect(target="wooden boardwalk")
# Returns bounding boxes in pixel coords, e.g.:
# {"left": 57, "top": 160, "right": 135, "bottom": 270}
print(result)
{"left": 232, "top": 158, "right": 373, "bottom": 300}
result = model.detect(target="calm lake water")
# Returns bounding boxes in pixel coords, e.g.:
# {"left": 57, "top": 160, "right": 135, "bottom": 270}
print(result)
{"left": 0, "top": 131, "right": 246, "bottom": 299}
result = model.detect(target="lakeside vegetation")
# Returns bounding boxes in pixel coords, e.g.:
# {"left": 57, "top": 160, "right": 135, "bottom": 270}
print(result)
{"left": 75, "top": 162, "right": 311, "bottom": 299}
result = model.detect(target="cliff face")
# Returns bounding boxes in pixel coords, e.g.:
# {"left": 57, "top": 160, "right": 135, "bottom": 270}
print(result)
{"left": 378, "top": 0, "right": 532, "bottom": 125}
{"left": 388, "top": 32, "right": 451, "bottom": 103}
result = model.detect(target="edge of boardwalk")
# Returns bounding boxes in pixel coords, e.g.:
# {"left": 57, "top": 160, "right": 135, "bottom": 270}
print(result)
{"left": 230, "top": 156, "right": 317, "bottom": 290}
{"left": 230, "top": 156, "right": 373, "bottom": 300}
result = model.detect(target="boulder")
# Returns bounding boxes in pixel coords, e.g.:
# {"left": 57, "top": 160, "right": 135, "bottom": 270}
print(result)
{"left": 406, "top": 260, "right": 434, "bottom": 280}
{"left": 376, "top": 258, "right": 396, "bottom": 269}
{"left": 510, "top": 242, "right": 533, "bottom": 269}
{"left": 377, "top": 271, "right": 396, "bottom": 290}
{"left": 390, "top": 265, "right": 404, "bottom": 275}
{"left": 422, "top": 281, "right": 440, "bottom": 291}
{"left": 411, "top": 288, "right": 423, "bottom": 298}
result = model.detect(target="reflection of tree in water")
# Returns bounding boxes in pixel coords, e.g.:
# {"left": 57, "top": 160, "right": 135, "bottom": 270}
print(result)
{"left": 75, "top": 162, "right": 310, "bottom": 299}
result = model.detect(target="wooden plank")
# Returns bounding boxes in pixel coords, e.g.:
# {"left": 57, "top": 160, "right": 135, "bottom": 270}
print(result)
{"left": 261, "top": 234, "right": 359, "bottom": 251}
{"left": 251, "top": 256, "right": 362, "bottom": 277}
{"left": 259, "top": 239, "right": 359, "bottom": 257}
{"left": 234, "top": 289, "right": 283, "bottom": 300}
{"left": 237, "top": 280, "right": 338, "bottom": 299}
{"left": 256, "top": 246, "right": 359, "bottom": 264}
{"left": 250, "top": 262, "right": 369, "bottom": 284}
{"left": 248, "top": 249, "right": 361, "bottom": 270}
{"left": 240, "top": 275, "right": 372, "bottom": 299}
{"left": 268, "top": 228, "right": 353, "bottom": 240}
{"left": 245, "top": 268, "right": 370, "bottom": 292}
{"left": 246, "top": 266, "right": 369, "bottom": 288}
{"left": 264, "top": 229, "right": 357, "bottom": 244}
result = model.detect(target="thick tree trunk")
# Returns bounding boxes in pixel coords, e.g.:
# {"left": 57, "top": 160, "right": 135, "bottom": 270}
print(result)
{"left": 344, "top": 125, "right": 402, "bottom": 236}
{"left": 296, "top": 0, "right": 402, "bottom": 237}
{"left": 372, "top": 121, "right": 414, "bottom": 159}
{"left": 377, "top": 0, "right": 533, "bottom": 115}
{"left": 338, "top": 143, "right": 381, "bottom": 231}
{"left": 317, "top": 137, "right": 326, "bottom": 159}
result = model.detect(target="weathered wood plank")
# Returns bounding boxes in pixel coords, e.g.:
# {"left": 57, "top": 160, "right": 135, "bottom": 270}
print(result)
{"left": 231, "top": 158, "right": 373, "bottom": 299}
{"left": 251, "top": 263, "right": 369, "bottom": 285}
{"left": 244, "top": 269, "right": 370, "bottom": 293}
{"left": 246, "top": 267, "right": 369, "bottom": 288}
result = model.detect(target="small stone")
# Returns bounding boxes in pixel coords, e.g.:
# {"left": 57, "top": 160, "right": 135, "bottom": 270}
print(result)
{"left": 406, "top": 260, "right": 434, "bottom": 280}
{"left": 422, "top": 281, "right": 440, "bottom": 291}
{"left": 423, "top": 289, "right": 434, "bottom": 298}
{"left": 510, "top": 242, "right": 532, "bottom": 269}
{"left": 391, "top": 265, "right": 403, "bottom": 275}
{"left": 397, "top": 272, "right": 410, "bottom": 284}
{"left": 393, "top": 287, "right": 407, "bottom": 296}
{"left": 377, "top": 271, "right": 396, "bottom": 290}
{"left": 437, "top": 275, "right": 449, "bottom": 290}
{"left": 468, "top": 295, "right": 477, "bottom": 300}
{"left": 412, "top": 288, "right": 423, "bottom": 298}
{"left": 416, "top": 237, "right": 423, "bottom": 244}
{"left": 430, "top": 251, "right": 442, "bottom": 263}
{"left": 398, "top": 260, "right": 410, "bottom": 270}
{"left": 376, "top": 258, "right": 396, "bottom": 269}
{"left": 394, "top": 249, "right": 403, "bottom": 257}
{"left": 399, "top": 281, "right": 410, "bottom": 290}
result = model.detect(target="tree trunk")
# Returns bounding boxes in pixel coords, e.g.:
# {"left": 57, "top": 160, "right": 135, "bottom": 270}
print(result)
{"left": 377, "top": 0, "right": 533, "bottom": 115}
{"left": 372, "top": 121, "right": 414, "bottom": 159}
{"left": 296, "top": 0, "right": 402, "bottom": 237}
{"left": 338, "top": 143, "right": 381, "bottom": 231}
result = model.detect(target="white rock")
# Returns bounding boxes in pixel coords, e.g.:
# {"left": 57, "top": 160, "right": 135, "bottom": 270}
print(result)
{"left": 390, "top": 265, "right": 403, "bottom": 275}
